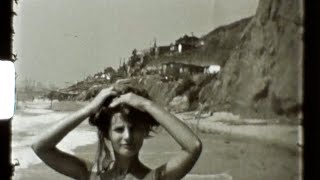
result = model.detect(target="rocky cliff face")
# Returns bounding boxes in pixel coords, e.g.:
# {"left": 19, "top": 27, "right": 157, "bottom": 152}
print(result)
{"left": 200, "top": 17, "right": 252, "bottom": 66}
{"left": 201, "top": 0, "right": 303, "bottom": 118}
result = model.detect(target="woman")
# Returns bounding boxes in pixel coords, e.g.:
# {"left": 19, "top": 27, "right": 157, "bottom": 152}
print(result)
{"left": 31, "top": 85, "right": 202, "bottom": 180}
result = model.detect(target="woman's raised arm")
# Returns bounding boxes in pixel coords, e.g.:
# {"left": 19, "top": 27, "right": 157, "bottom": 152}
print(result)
{"left": 109, "top": 92, "right": 202, "bottom": 180}
{"left": 31, "top": 87, "right": 116, "bottom": 180}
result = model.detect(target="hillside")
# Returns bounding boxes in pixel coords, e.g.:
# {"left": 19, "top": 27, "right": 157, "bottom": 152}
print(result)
{"left": 52, "top": 0, "right": 303, "bottom": 120}
{"left": 148, "top": 17, "right": 252, "bottom": 67}
{"left": 137, "top": 0, "right": 303, "bottom": 119}
{"left": 198, "top": 0, "right": 303, "bottom": 118}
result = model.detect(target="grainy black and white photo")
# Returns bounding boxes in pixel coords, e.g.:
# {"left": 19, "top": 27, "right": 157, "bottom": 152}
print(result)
{"left": 12, "top": 0, "right": 303, "bottom": 179}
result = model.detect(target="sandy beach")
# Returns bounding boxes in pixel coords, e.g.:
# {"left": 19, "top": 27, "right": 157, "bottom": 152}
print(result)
{"left": 12, "top": 100, "right": 302, "bottom": 180}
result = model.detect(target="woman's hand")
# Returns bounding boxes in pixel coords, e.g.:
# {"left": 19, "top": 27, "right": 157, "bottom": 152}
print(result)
{"left": 109, "top": 92, "right": 151, "bottom": 112}
{"left": 88, "top": 87, "right": 118, "bottom": 114}
{"left": 30, "top": 88, "right": 120, "bottom": 180}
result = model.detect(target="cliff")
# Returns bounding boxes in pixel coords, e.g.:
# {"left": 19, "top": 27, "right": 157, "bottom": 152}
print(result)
{"left": 199, "top": 0, "right": 303, "bottom": 118}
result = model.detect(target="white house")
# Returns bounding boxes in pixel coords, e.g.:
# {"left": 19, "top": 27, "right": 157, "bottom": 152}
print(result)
{"left": 204, "top": 65, "right": 221, "bottom": 75}
{"left": 178, "top": 44, "right": 182, "bottom": 53}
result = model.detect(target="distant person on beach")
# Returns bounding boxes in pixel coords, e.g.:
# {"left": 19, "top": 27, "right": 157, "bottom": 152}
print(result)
{"left": 31, "top": 85, "right": 202, "bottom": 180}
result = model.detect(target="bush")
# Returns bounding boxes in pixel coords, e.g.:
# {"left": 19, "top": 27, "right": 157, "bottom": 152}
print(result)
{"left": 175, "top": 77, "right": 195, "bottom": 96}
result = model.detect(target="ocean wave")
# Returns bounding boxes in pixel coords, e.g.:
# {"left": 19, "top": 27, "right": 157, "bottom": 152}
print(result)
{"left": 12, "top": 106, "right": 97, "bottom": 169}
{"left": 12, "top": 130, "right": 97, "bottom": 169}
{"left": 12, "top": 113, "right": 69, "bottom": 132}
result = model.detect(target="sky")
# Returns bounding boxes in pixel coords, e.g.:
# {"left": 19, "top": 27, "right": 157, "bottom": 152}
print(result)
{"left": 13, "top": 0, "right": 259, "bottom": 87}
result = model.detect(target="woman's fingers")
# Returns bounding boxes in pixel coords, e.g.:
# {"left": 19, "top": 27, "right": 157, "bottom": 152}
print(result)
{"left": 100, "top": 87, "right": 117, "bottom": 97}
{"left": 89, "top": 87, "right": 119, "bottom": 113}
{"left": 95, "top": 88, "right": 118, "bottom": 103}
{"left": 108, "top": 96, "right": 123, "bottom": 108}
{"left": 105, "top": 90, "right": 118, "bottom": 98}
{"left": 108, "top": 93, "right": 148, "bottom": 112}
{"left": 108, "top": 93, "right": 134, "bottom": 108}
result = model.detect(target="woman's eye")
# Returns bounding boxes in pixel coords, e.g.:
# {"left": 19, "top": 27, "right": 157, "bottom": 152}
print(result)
{"left": 114, "top": 127, "right": 124, "bottom": 133}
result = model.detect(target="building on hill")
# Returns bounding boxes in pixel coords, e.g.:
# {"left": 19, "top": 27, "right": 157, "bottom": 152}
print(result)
{"left": 203, "top": 65, "right": 221, "bottom": 75}
{"left": 157, "top": 45, "right": 171, "bottom": 56}
{"left": 175, "top": 34, "right": 200, "bottom": 52}
{"left": 49, "top": 90, "right": 79, "bottom": 101}
{"left": 149, "top": 39, "right": 176, "bottom": 58}
{"left": 149, "top": 43, "right": 178, "bottom": 57}
{"left": 91, "top": 68, "right": 117, "bottom": 82}
{"left": 195, "top": 40, "right": 205, "bottom": 48}
{"left": 161, "top": 62, "right": 204, "bottom": 78}
{"left": 169, "top": 43, "right": 176, "bottom": 55}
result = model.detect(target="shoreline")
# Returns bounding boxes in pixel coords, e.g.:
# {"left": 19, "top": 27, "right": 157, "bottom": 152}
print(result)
{"left": 12, "top": 100, "right": 301, "bottom": 180}
{"left": 14, "top": 129, "right": 301, "bottom": 180}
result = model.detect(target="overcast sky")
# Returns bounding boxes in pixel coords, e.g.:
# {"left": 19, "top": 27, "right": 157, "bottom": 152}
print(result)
{"left": 14, "top": 0, "right": 259, "bottom": 87}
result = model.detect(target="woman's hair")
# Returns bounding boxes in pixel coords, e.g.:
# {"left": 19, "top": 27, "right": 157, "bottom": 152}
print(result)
{"left": 89, "top": 84, "right": 160, "bottom": 137}
{"left": 88, "top": 85, "right": 160, "bottom": 174}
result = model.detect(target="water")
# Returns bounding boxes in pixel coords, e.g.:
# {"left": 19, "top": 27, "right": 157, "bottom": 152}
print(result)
{"left": 12, "top": 100, "right": 97, "bottom": 169}
{"left": 12, "top": 100, "right": 232, "bottom": 180}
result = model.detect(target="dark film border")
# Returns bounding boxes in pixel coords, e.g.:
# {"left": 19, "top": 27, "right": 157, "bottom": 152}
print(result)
{"left": 0, "top": 1, "right": 319, "bottom": 180}
{"left": 0, "top": 0, "right": 14, "bottom": 179}
{"left": 303, "top": 0, "right": 320, "bottom": 180}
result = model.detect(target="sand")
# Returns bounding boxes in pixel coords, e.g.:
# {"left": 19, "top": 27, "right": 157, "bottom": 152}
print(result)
{"left": 12, "top": 100, "right": 302, "bottom": 180}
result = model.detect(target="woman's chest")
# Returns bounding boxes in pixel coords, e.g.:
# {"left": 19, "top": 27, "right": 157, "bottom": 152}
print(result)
{"left": 99, "top": 171, "right": 155, "bottom": 180}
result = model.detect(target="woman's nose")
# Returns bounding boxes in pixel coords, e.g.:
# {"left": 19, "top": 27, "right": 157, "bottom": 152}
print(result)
{"left": 123, "top": 128, "right": 132, "bottom": 141}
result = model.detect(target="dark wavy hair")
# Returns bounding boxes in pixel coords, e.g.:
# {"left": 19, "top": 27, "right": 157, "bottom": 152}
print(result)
{"left": 89, "top": 84, "right": 160, "bottom": 137}
{"left": 88, "top": 85, "right": 160, "bottom": 174}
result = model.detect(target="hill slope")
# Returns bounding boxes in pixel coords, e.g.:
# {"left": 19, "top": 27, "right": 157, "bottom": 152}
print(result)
{"left": 55, "top": 0, "right": 303, "bottom": 120}
{"left": 148, "top": 17, "right": 252, "bottom": 67}
{"left": 199, "top": 0, "right": 303, "bottom": 118}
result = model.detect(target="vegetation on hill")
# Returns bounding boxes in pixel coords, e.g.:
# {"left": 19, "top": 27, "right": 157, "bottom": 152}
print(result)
{"left": 49, "top": 0, "right": 302, "bottom": 121}
{"left": 147, "top": 17, "right": 252, "bottom": 67}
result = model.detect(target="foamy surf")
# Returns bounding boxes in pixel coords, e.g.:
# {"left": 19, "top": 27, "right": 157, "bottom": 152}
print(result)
{"left": 22, "top": 108, "right": 54, "bottom": 114}
{"left": 12, "top": 130, "right": 97, "bottom": 169}
{"left": 12, "top": 101, "right": 98, "bottom": 169}
{"left": 12, "top": 113, "right": 68, "bottom": 133}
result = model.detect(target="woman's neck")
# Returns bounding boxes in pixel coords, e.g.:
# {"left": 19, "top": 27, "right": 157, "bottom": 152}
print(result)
{"left": 113, "top": 153, "right": 140, "bottom": 174}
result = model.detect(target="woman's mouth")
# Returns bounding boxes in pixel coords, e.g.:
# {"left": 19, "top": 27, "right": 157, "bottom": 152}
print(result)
{"left": 121, "top": 144, "right": 134, "bottom": 149}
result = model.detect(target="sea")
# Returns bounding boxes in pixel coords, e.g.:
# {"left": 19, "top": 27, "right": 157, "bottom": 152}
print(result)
{"left": 12, "top": 99, "right": 232, "bottom": 180}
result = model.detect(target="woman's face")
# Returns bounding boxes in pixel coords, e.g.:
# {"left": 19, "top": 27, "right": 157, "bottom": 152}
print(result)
{"left": 107, "top": 112, "right": 146, "bottom": 157}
